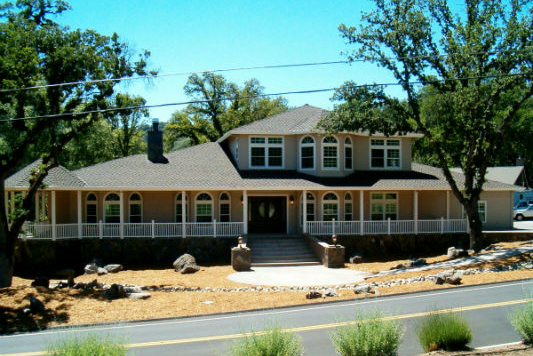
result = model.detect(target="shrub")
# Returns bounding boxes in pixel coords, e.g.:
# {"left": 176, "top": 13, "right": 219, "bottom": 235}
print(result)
{"left": 510, "top": 299, "right": 533, "bottom": 344}
{"left": 46, "top": 334, "right": 127, "bottom": 356}
{"left": 416, "top": 311, "right": 472, "bottom": 352}
{"left": 229, "top": 325, "right": 303, "bottom": 356}
{"left": 330, "top": 311, "right": 404, "bottom": 356}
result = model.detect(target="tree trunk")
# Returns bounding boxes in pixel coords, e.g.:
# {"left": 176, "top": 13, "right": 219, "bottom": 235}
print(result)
{"left": 0, "top": 239, "right": 14, "bottom": 288}
{"left": 466, "top": 205, "right": 484, "bottom": 252}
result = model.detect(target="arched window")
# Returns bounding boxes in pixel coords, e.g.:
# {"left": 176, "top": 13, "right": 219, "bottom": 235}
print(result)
{"left": 86, "top": 193, "right": 97, "bottom": 223}
{"left": 300, "top": 136, "right": 315, "bottom": 170}
{"left": 104, "top": 193, "right": 120, "bottom": 223}
{"left": 219, "top": 192, "right": 230, "bottom": 222}
{"left": 129, "top": 193, "right": 142, "bottom": 223}
{"left": 322, "top": 136, "right": 338, "bottom": 169}
{"left": 344, "top": 137, "right": 353, "bottom": 170}
{"left": 344, "top": 192, "right": 353, "bottom": 221}
{"left": 175, "top": 193, "right": 188, "bottom": 222}
{"left": 300, "top": 192, "right": 315, "bottom": 224}
{"left": 196, "top": 192, "right": 213, "bottom": 222}
{"left": 322, "top": 192, "right": 339, "bottom": 221}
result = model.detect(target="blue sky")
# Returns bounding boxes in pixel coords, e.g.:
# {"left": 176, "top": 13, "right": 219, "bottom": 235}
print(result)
{"left": 57, "top": 0, "right": 411, "bottom": 122}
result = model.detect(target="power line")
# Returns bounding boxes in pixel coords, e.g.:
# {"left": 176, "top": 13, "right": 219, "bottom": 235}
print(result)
{"left": 1, "top": 71, "right": 530, "bottom": 123}
{"left": 1, "top": 47, "right": 531, "bottom": 94}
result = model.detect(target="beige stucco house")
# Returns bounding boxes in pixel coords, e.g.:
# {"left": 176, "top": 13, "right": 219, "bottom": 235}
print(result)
{"left": 5, "top": 105, "right": 518, "bottom": 240}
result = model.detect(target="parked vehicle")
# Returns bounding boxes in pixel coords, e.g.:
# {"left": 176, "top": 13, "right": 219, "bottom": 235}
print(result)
{"left": 514, "top": 200, "right": 533, "bottom": 209}
{"left": 514, "top": 204, "right": 533, "bottom": 221}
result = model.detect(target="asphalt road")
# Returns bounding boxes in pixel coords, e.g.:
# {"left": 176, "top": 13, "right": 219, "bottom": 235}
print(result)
{"left": 1, "top": 279, "right": 532, "bottom": 356}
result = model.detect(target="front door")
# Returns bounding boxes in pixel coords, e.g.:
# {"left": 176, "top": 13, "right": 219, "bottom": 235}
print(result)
{"left": 248, "top": 197, "right": 286, "bottom": 234}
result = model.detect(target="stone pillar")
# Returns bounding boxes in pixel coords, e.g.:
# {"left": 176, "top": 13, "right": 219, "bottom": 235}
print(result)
{"left": 231, "top": 244, "right": 251, "bottom": 271}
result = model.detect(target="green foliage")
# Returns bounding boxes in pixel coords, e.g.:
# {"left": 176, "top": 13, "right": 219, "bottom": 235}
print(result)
{"left": 165, "top": 74, "right": 288, "bottom": 149}
{"left": 229, "top": 324, "right": 303, "bottom": 356}
{"left": 46, "top": 334, "right": 128, "bottom": 356}
{"left": 330, "top": 311, "right": 403, "bottom": 356}
{"left": 510, "top": 299, "right": 533, "bottom": 344}
{"left": 416, "top": 312, "right": 472, "bottom": 352}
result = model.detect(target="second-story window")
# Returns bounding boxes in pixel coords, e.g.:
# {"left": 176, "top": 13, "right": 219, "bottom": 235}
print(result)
{"left": 322, "top": 136, "right": 338, "bottom": 170}
{"left": 300, "top": 136, "right": 315, "bottom": 170}
{"left": 250, "top": 137, "right": 283, "bottom": 168}
{"left": 344, "top": 137, "right": 353, "bottom": 170}
{"left": 370, "top": 139, "right": 401, "bottom": 168}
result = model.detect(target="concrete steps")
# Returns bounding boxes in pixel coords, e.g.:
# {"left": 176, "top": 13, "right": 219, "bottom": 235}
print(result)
{"left": 247, "top": 235, "right": 320, "bottom": 266}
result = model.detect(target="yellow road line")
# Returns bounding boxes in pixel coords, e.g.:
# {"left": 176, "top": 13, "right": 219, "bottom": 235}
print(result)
{"left": 2, "top": 298, "right": 529, "bottom": 356}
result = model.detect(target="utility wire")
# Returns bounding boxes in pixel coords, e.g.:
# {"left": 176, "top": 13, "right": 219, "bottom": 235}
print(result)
{"left": 0, "top": 47, "right": 531, "bottom": 94}
{"left": 1, "top": 71, "right": 530, "bottom": 123}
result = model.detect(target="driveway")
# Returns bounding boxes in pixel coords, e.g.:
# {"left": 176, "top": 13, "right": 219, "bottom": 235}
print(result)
{"left": 513, "top": 220, "right": 533, "bottom": 230}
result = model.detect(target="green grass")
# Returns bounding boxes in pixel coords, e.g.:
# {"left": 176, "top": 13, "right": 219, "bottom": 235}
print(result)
{"left": 416, "top": 311, "right": 472, "bottom": 352}
{"left": 510, "top": 299, "right": 533, "bottom": 344}
{"left": 46, "top": 334, "right": 128, "bottom": 356}
{"left": 229, "top": 324, "right": 303, "bottom": 356}
{"left": 330, "top": 311, "right": 404, "bottom": 356}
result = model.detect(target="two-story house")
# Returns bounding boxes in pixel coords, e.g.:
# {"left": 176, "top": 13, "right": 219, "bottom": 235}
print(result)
{"left": 5, "top": 105, "right": 517, "bottom": 241}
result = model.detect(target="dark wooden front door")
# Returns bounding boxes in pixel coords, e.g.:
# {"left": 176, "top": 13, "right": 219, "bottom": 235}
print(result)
{"left": 248, "top": 197, "right": 286, "bottom": 234}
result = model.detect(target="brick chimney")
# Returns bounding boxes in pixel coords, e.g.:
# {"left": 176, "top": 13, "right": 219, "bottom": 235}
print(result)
{"left": 147, "top": 118, "right": 168, "bottom": 164}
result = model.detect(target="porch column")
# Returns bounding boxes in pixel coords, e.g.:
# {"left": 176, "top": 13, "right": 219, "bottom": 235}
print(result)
{"left": 34, "top": 192, "right": 39, "bottom": 222}
{"left": 302, "top": 190, "right": 307, "bottom": 233}
{"left": 243, "top": 190, "right": 248, "bottom": 234}
{"left": 181, "top": 190, "right": 186, "bottom": 238}
{"left": 414, "top": 191, "right": 419, "bottom": 234}
{"left": 119, "top": 191, "right": 124, "bottom": 239}
{"left": 51, "top": 191, "right": 56, "bottom": 240}
{"left": 77, "top": 191, "right": 82, "bottom": 238}
{"left": 359, "top": 190, "right": 364, "bottom": 235}
{"left": 446, "top": 191, "right": 450, "bottom": 220}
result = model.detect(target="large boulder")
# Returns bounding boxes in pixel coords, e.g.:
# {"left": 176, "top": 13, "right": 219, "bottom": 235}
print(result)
{"left": 447, "top": 247, "right": 468, "bottom": 259}
{"left": 97, "top": 267, "right": 108, "bottom": 276}
{"left": 29, "top": 295, "right": 45, "bottom": 313}
{"left": 306, "top": 291, "right": 322, "bottom": 299}
{"left": 173, "top": 254, "right": 200, "bottom": 274}
{"left": 104, "top": 283, "right": 126, "bottom": 300}
{"left": 56, "top": 269, "right": 75, "bottom": 286}
{"left": 104, "top": 264, "right": 123, "bottom": 273}
{"left": 84, "top": 263, "right": 98, "bottom": 274}
{"left": 349, "top": 254, "right": 363, "bottom": 264}
{"left": 31, "top": 277, "right": 49, "bottom": 288}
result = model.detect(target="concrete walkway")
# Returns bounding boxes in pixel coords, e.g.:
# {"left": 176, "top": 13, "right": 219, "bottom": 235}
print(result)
{"left": 227, "top": 265, "right": 370, "bottom": 287}
{"left": 228, "top": 246, "right": 533, "bottom": 287}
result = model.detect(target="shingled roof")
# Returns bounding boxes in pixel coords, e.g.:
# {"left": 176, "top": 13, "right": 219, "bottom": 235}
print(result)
{"left": 5, "top": 160, "right": 86, "bottom": 188}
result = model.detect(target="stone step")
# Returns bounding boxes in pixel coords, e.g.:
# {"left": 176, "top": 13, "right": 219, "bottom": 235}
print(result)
{"left": 252, "top": 261, "right": 322, "bottom": 266}
{"left": 248, "top": 235, "right": 319, "bottom": 265}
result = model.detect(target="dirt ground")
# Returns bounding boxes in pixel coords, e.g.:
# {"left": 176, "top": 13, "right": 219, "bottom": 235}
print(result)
{"left": 1, "top": 241, "right": 532, "bottom": 334}
{"left": 417, "top": 344, "right": 532, "bottom": 356}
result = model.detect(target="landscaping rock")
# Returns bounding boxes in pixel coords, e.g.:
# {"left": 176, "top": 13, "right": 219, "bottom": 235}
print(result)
{"left": 434, "top": 276, "right": 445, "bottom": 285}
{"left": 390, "top": 262, "right": 410, "bottom": 270}
{"left": 127, "top": 292, "right": 152, "bottom": 300}
{"left": 56, "top": 269, "right": 75, "bottom": 286}
{"left": 445, "top": 276, "right": 462, "bottom": 285}
{"left": 410, "top": 258, "right": 426, "bottom": 267}
{"left": 353, "top": 284, "right": 371, "bottom": 294}
{"left": 306, "top": 291, "right": 322, "bottom": 299}
{"left": 349, "top": 254, "right": 363, "bottom": 264}
{"left": 84, "top": 263, "right": 98, "bottom": 274}
{"left": 97, "top": 267, "right": 108, "bottom": 276}
{"left": 231, "top": 246, "right": 251, "bottom": 271}
{"left": 173, "top": 254, "right": 200, "bottom": 274}
{"left": 104, "top": 283, "right": 126, "bottom": 300}
{"left": 124, "top": 286, "right": 143, "bottom": 294}
{"left": 322, "top": 288, "right": 338, "bottom": 297}
{"left": 447, "top": 247, "right": 468, "bottom": 259}
{"left": 86, "top": 279, "right": 99, "bottom": 290}
{"left": 31, "top": 277, "right": 49, "bottom": 288}
{"left": 29, "top": 295, "right": 44, "bottom": 313}
{"left": 104, "top": 264, "right": 123, "bottom": 273}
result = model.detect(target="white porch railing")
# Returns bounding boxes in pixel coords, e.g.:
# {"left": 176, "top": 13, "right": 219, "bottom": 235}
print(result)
{"left": 306, "top": 218, "right": 467, "bottom": 236}
{"left": 21, "top": 221, "right": 244, "bottom": 240}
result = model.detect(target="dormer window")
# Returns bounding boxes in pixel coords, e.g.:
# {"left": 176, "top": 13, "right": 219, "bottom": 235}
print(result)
{"left": 250, "top": 136, "right": 283, "bottom": 168}
{"left": 300, "top": 136, "right": 315, "bottom": 170}
{"left": 370, "top": 139, "right": 401, "bottom": 169}
{"left": 322, "top": 136, "right": 338, "bottom": 170}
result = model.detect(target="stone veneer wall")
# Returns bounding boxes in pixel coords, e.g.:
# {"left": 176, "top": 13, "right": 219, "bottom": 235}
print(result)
{"left": 14, "top": 237, "right": 237, "bottom": 277}
{"left": 319, "top": 232, "right": 533, "bottom": 260}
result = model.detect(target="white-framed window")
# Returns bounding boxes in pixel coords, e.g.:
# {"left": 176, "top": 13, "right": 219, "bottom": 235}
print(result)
{"left": 322, "top": 136, "right": 338, "bottom": 170}
{"left": 104, "top": 193, "right": 120, "bottom": 223}
{"left": 175, "top": 193, "right": 188, "bottom": 222}
{"left": 344, "top": 192, "right": 353, "bottom": 220}
{"left": 344, "top": 137, "right": 353, "bottom": 170}
{"left": 86, "top": 193, "right": 97, "bottom": 223}
{"left": 219, "top": 192, "right": 230, "bottom": 222}
{"left": 300, "top": 136, "right": 315, "bottom": 170}
{"left": 195, "top": 192, "right": 213, "bottom": 222}
{"left": 300, "top": 192, "right": 316, "bottom": 224}
{"left": 249, "top": 136, "right": 283, "bottom": 168}
{"left": 462, "top": 201, "right": 487, "bottom": 223}
{"left": 370, "top": 192, "right": 398, "bottom": 220}
{"left": 322, "top": 192, "right": 339, "bottom": 221}
{"left": 129, "top": 193, "right": 142, "bottom": 223}
{"left": 370, "top": 139, "right": 401, "bottom": 168}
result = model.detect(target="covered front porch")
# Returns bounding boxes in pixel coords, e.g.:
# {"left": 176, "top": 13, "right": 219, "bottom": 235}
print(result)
{"left": 7, "top": 188, "right": 475, "bottom": 240}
